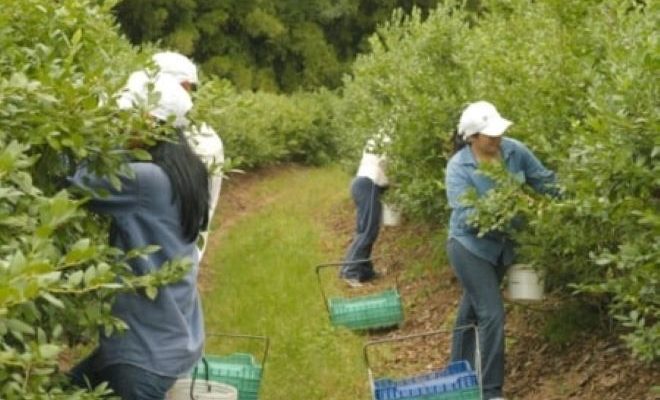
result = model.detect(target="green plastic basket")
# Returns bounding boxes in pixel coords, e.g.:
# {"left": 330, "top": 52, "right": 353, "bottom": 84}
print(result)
{"left": 193, "top": 334, "right": 269, "bottom": 400}
{"left": 329, "top": 288, "right": 404, "bottom": 330}
{"left": 193, "top": 353, "right": 262, "bottom": 400}
{"left": 316, "top": 260, "right": 405, "bottom": 331}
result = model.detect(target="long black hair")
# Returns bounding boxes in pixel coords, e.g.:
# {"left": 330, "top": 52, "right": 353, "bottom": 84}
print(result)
{"left": 148, "top": 130, "right": 209, "bottom": 243}
{"left": 451, "top": 128, "right": 468, "bottom": 155}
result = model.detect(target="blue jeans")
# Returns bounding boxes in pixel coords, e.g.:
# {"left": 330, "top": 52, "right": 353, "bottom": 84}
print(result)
{"left": 70, "top": 350, "right": 176, "bottom": 400}
{"left": 447, "top": 238, "right": 509, "bottom": 400}
{"left": 341, "top": 177, "right": 383, "bottom": 281}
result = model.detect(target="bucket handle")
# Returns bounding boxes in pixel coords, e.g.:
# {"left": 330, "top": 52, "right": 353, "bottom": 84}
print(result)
{"left": 315, "top": 258, "right": 381, "bottom": 314}
{"left": 189, "top": 357, "right": 211, "bottom": 400}
{"left": 362, "top": 324, "right": 482, "bottom": 400}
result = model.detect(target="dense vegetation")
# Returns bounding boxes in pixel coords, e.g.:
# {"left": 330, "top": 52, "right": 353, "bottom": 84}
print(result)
{"left": 0, "top": 0, "right": 197, "bottom": 397}
{"left": 0, "top": 0, "right": 657, "bottom": 397}
{"left": 113, "top": 0, "right": 451, "bottom": 91}
{"left": 335, "top": 0, "right": 658, "bottom": 362}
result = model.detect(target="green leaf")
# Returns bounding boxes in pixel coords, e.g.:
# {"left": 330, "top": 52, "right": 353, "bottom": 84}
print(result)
{"left": 6, "top": 318, "right": 33, "bottom": 335}
{"left": 83, "top": 266, "right": 97, "bottom": 285}
{"left": 64, "top": 238, "right": 95, "bottom": 264}
{"left": 68, "top": 270, "right": 84, "bottom": 286}
{"left": 145, "top": 286, "right": 158, "bottom": 300}
{"left": 41, "top": 292, "right": 64, "bottom": 309}
{"left": 71, "top": 29, "right": 82, "bottom": 46}
{"left": 38, "top": 344, "right": 60, "bottom": 359}
{"left": 130, "top": 148, "right": 152, "bottom": 161}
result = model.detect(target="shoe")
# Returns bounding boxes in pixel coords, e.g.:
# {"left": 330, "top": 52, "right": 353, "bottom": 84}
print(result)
{"left": 359, "top": 269, "right": 380, "bottom": 282}
{"left": 359, "top": 271, "right": 383, "bottom": 284}
{"left": 343, "top": 277, "right": 363, "bottom": 288}
{"left": 370, "top": 271, "right": 383, "bottom": 280}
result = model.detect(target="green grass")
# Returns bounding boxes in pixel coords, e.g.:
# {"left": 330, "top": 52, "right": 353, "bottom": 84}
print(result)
{"left": 202, "top": 166, "right": 371, "bottom": 400}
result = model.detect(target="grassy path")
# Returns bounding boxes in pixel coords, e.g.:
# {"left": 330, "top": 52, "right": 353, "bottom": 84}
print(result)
{"left": 201, "top": 165, "right": 369, "bottom": 399}
{"left": 195, "top": 164, "right": 660, "bottom": 400}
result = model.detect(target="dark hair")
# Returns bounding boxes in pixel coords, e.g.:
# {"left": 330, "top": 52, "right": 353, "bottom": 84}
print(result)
{"left": 148, "top": 130, "right": 209, "bottom": 242}
{"left": 451, "top": 128, "right": 468, "bottom": 155}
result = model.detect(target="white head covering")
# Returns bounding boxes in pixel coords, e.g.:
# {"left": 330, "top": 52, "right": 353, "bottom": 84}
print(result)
{"left": 152, "top": 51, "right": 199, "bottom": 85}
{"left": 458, "top": 101, "right": 512, "bottom": 139}
{"left": 116, "top": 71, "right": 192, "bottom": 127}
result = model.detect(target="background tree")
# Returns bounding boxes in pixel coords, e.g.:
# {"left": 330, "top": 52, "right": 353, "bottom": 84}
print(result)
{"left": 113, "top": 0, "right": 445, "bottom": 91}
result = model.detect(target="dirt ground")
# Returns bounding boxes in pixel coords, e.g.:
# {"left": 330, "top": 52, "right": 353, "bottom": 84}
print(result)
{"left": 209, "top": 165, "right": 659, "bottom": 400}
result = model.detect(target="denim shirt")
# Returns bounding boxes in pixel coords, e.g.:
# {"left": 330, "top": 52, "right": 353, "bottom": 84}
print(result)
{"left": 445, "top": 137, "right": 556, "bottom": 265}
{"left": 70, "top": 163, "right": 204, "bottom": 378}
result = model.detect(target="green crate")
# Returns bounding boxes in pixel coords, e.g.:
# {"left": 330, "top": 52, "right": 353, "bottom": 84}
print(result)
{"left": 193, "top": 353, "right": 262, "bottom": 400}
{"left": 329, "top": 288, "right": 404, "bottom": 330}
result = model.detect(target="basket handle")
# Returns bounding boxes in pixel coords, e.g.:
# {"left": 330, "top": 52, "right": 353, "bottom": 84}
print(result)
{"left": 363, "top": 324, "right": 480, "bottom": 375}
{"left": 315, "top": 259, "right": 375, "bottom": 314}
{"left": 205, "top": 332, "right": 270, "bottom": 369}
{"left": 190, "top": 357, "right": 211, "bottom": 400}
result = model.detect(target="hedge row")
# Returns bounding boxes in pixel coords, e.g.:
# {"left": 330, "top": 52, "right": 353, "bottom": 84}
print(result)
{"left": 334, "top": 0, "right": 658, "bottom": 361}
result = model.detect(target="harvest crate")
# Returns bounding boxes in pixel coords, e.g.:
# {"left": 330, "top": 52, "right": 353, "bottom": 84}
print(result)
{"left": 316, "top": 260, "right": 404, "bottom": 331}
{"left": 373, "top": 361, "right": 479, "bottom": 400}
{"left": 193, "top": 334, "right": 269, "bottom": 400}
{"left": 364, "top": 326, "right": 483, "bottom": 400}
{"left": 329, "top": 288, "right": 404, "bottom": 330}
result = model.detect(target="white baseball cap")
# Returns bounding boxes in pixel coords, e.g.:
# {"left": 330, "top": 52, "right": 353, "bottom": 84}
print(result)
{"left": 152, "top": 51, "right": 199, "bottom": 85}
{"left": 116, "top": 71, "right": 192, "bottom": 127}
{"left": 458, "top": 101, "right": 512, "bottom": 139}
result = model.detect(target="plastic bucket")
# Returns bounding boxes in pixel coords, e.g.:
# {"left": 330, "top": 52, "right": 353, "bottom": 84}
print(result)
{"left": 166, "top": 378, "right": 237, "bottom": 400}
{"left": 507, "top": 264, "right": 544, "bottom": 301}
{"left": 382, "top": 203, "right": 401, "bottom": 226}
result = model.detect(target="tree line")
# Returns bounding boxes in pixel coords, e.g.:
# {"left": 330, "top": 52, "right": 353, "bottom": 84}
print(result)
{"left": 113, "top": 0, "right": 481, "bottom": 91}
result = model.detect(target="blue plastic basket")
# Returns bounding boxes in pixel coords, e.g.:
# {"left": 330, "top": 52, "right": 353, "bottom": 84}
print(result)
{"left": 364, "top": 326, "right": 483, "bottom": 400}
{"left": 374, "top": 361, "right": 479, "bottom": 400}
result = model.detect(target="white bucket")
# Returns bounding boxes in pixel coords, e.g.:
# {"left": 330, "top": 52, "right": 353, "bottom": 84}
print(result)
{"left": 507, "top": 264, "right": 545, "bottom": 301}
{"left": 166, "top": 378, "right": 237, "bottom": 400}
{"left": 382, "top": 203, "right": 401, "bottom": 226}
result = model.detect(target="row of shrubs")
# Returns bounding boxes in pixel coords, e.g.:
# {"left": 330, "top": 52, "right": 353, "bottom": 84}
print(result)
{"left": 0, "top": 0, "right": 350, "bottom": 396}
{"left": 0, "top": 0, "right": 216, "bottom": 398}
{"left": 0, "top": 0, "right": 656, "bottom": 397}
{"left": 331, "top": 0, "right": 658, "bottom": 362}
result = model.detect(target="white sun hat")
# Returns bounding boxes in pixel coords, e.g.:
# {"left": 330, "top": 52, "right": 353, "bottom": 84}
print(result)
{"left": 458, "top": 101, "right": 512, "bottom": 139}
{"left": 116, "top": 71, "right": 192, "bottom": 127}
{"left": 152, "top": 51, "right": 199, "bottom": 85}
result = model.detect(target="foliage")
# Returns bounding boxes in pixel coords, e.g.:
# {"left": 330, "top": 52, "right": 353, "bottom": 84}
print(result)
{"left": 192, "top": 81, "right": 343, "bottom": 169}
{"left": 337, "top": 0, "right": 659, "bottom": 361}
{"left": 0, "top": 0, "right": 193, "bottom": 397}
{"left": 336, "top": 3, "right": 473, "bottom": 222}
{"left": 113, "top": 0, "right": 444, "bottom": 92}
{"left": 540, "top": 301, "right": 602, "bottom": 348}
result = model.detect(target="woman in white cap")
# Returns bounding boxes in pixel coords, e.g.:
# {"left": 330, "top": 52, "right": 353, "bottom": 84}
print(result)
{"left": 69, "top": 74, "right": 208, "bottom": 399}
{"left": 445, "top": 101, "right": 557, "bottom": 400}
{"left": 152, "top": 51, "right": 224, "bottom": 260}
